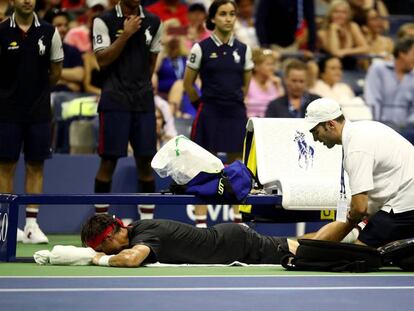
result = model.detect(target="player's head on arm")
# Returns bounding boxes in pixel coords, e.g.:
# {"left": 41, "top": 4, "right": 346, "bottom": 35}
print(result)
{"left": 81, "top": 214, "right": 129, "bottom": 255}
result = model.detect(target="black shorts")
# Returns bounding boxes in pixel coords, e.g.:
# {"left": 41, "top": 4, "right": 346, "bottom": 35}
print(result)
{"left": 98, "top": 111, "right": 156, "bottom": 158}
{"left": 215, "top": 224, "right": 290, "bottom": 264}
{"left": 0, "top": 121, "right": 51, "bottom": 162}
{"left": 359, "top": 210, "right": 414, "bottom": 247}
{"left": 244, "top": 227, "right": 290, "bottom": 264}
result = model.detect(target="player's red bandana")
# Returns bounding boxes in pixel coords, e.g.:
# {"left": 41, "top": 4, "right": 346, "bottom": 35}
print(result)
{"left": 86, "top": 218, "right": 125, "bottom": 249}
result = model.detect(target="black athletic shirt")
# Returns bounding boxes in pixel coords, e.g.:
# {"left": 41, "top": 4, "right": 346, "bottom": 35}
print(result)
{"left": 92, "top": 4, "right": 162, "bottom": 112}
{"left": 128, "top": 219, "right": 288, "bottom": 264}
{"left": 0, "top": 13, "right": 63, "bottom": 122}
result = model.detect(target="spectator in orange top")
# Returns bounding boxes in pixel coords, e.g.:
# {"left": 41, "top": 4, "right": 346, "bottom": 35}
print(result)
{"left": 146, "top": 0, "right": 189, "bottom": 26}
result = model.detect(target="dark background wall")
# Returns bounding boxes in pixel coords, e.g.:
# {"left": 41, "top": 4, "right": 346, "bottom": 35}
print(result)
{"left": 384, "top": 0, "right": 414, "bottom": 15}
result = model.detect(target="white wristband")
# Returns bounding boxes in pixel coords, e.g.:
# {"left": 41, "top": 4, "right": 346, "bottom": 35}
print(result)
{"left": 98, "top": 255, "right": 114, "bottom": 266}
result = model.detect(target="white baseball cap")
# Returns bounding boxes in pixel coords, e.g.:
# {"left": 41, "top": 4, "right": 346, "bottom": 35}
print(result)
{"left": 304, "top": 98, "right": 343, "bottom": 131}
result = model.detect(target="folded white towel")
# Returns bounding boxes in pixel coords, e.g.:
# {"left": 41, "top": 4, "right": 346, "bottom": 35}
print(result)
{"left": 33, "top": 250, "right": 52, "bottom": 265}
{"left": 34, "top": 245, "right": 96, "bottom": 266}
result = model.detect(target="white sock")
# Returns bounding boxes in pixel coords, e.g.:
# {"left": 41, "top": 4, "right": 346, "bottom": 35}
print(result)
{"left": 195, "top": 215, "right": 207, "bottom": 228}
{"left": 95, "top": 204, "right": 109, "bottom": 214}
{"left": 138, "top": 205, "right": 155, "bottom": 220}
{"left": 25, "top": 218, "right": 37, "bottom": 226}
{"left": 341, "top": 228, "right": 360, "bottom": 243}
{"left": 121, "top": 218, "right": 133, "bottom": 226}
{"left": 233, "top": 213, "right": 243, "bottom": 223}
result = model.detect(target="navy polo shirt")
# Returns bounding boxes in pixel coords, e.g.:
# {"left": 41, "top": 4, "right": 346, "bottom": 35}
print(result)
{"left": 0, "top": 13, "right": 63, "bottom": 122}
{"left": 186, "top": 33, "right": 253, "bottom": 108}
{"left": 93, "top": 4, "right": 162, "bottom": 112}
{"left": 53, "top": 43, "right": 84, "bottom": 92}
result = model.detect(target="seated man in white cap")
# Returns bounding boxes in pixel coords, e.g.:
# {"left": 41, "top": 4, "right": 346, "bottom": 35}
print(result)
{"left": 303, "top": 97, "right": 414, "bottom": 247}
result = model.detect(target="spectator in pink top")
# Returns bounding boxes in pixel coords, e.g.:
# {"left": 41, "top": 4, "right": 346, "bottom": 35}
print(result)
{"left": 246, "top": 48, "right": 283, "bottom": 117}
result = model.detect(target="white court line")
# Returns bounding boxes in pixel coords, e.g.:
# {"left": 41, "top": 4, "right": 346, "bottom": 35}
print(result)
{"left": 0, "top": 286, "right": 414, "bottom": 293}
{"left": 0, "top": 275, "right": 412, "bottom": 279}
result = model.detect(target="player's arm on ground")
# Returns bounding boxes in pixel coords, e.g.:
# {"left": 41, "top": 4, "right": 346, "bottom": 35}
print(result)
{"left": 93, "top": 16, "right": 142, "bottom": 67}
{"left": 92, "top": 244, "right": 151, "bottom": 267}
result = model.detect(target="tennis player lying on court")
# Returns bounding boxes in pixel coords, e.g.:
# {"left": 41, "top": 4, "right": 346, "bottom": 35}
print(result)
{"left": 78, "top": 214, "right": 298, "bottom": 267}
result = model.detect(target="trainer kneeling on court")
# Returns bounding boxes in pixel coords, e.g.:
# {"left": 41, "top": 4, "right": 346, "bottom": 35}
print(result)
{"left": 81, "top": 214, "right": 298, "bottom": 267}
{"left": 304, "top": 98, "right": 414, "bottom": 247}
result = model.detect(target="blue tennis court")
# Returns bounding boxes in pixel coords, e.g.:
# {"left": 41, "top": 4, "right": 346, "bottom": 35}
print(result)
{"left": 1, "top": 274, "right": 413, "bottom": 311}
{"left": 1, "top": 196, "right": 413, "bottom": 311}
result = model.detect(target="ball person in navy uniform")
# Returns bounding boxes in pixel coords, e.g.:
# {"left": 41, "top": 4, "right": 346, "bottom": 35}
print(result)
{"left": 0, "top": 0, "right": 63, "bottom": 243}
{"left": 183, "top": 0, "right": 254, "bottom": 228}
{"left": 92, "top": 0, "right": 162, "bottom": 220}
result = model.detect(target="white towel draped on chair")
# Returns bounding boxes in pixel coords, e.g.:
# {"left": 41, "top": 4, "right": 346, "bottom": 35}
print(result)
{"left": 245, "top": 118, "right": 350, "bottom": 210}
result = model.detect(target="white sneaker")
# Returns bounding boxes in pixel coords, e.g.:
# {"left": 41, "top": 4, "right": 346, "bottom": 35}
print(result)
{"left": 121, "top": 218, "right": 133, "bottom": 226}
{"left": 22, "top": 223, "right": 49, "bottom": 244}
{"left": 16, "top": 228, "right": 25, "bottom": 242}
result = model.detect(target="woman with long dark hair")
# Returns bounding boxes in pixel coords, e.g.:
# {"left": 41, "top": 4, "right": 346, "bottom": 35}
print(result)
{"left": 183, "top": 0, "right": 253, "bottom": 228}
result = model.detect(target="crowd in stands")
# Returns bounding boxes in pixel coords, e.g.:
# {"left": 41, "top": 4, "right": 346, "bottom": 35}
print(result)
{"left": 1, "top": 0, "right": 413, "bottom": 153}
{"left": 2, "top": 0, "right": 414, "bottom": 242}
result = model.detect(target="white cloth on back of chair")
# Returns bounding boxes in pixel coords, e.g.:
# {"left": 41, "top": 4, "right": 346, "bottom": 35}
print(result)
{"left": 246, "top": 118, "right": 350, "bottom": 210}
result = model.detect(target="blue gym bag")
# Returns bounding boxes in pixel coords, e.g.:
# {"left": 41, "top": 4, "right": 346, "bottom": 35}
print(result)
{"left": 169, "top": 160, "right": 254, "bottom": 203}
